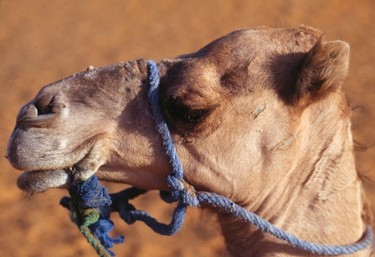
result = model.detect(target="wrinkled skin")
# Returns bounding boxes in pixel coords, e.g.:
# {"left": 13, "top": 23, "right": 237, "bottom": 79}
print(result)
{"left": 7, "top": 26, "right": 372, "bottom": 256}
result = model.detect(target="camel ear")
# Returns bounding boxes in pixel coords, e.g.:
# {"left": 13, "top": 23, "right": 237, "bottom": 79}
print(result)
{"left": 295, "top": 39, "right": 350, "bottom": 106}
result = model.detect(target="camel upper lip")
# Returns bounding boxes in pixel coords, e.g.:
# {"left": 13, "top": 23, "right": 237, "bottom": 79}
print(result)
{"left": 16, "top": 114, "right": 57, "bottom": 128}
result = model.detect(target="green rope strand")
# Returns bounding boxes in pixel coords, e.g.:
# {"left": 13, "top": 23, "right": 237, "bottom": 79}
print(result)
{"left": 79, "top": 225, "right": 112, "bottom": 257}
{"left": 71, "top": 208, "right": 112, "bottom": 257}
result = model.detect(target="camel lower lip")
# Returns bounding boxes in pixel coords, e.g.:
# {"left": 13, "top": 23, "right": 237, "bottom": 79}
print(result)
{"left": 17, "top": 169, "right": 72, "bottom": 193}
{"left": 15, "top": 148, "right": 99, "bottom": 193}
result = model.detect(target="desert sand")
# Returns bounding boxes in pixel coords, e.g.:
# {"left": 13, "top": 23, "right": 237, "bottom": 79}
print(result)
{"left": 0, "top": 1, "right": 374, "bottom": 256}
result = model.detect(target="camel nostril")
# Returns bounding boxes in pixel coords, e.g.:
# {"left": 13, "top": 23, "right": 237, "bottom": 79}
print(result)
{"left": 16, "top": 99, "right": 60, "bottom": 128}
{"left": 35, "top": 95, "right": 56, "bottom": 115}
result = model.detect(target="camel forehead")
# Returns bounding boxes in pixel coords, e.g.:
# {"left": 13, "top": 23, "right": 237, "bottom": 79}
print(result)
{"left": 195, "top": 25, "right": 321, "bottom": 60}
{"left": 222, "top": 25, "right": 320, "bottom": 48}
{"left": 162, "top": 26, "right": 322, "bottom": 101}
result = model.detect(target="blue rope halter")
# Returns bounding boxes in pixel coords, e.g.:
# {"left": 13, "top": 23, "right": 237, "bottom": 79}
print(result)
{"left": 61, "top": 60, "right": 373, "bottom": 256}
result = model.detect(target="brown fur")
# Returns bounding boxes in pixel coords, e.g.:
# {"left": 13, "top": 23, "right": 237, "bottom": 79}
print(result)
{"left": 7, "top": 25, "right": 372, "bottom": 256}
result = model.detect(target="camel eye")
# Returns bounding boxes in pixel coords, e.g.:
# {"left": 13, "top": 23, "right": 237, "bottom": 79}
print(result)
{"left": 165, "top": 97, "right": 212, "bottom": 124}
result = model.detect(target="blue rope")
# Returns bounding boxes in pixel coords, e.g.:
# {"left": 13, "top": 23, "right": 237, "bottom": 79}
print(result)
{"left": 61, "top": 176, "right": 124, "bottom": 256}
{"left": 62, "top": 60, "right": 373, "bottom": 256}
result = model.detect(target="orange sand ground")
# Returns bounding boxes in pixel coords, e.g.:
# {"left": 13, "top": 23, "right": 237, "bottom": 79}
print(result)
{"left": 0, "top": 1, "right": 374, "bottom": 256}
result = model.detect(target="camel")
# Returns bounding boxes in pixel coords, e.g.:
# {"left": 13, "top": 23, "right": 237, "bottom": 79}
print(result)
{"left": 7, "top": 25, "right": 373, "bottom": 256}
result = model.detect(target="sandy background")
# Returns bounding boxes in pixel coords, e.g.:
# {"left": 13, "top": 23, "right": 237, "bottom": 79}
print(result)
{"left": 0, "top": 1, "right": 374, "bottom": 256}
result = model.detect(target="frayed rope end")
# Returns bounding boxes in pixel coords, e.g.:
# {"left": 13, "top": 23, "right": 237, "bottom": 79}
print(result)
{"left": 60, "top": 176, "right": 124, "bottom": 257}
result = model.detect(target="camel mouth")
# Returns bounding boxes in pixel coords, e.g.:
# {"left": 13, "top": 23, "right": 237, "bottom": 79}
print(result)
{"left": 10, "top": 134, "right": 107, "bottom": 193}
{"left": 17, "top": 164, "right": 96, "bottom": 193}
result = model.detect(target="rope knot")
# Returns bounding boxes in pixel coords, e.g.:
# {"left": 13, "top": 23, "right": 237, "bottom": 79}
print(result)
{"left": 118, "top": 203, "right": 137, "bottom": 225}
{"left": 166, "top": 176, "right": 199, "bottom": 207}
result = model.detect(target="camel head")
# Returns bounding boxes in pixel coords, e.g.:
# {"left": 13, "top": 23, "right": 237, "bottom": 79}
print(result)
{"left": 7, "top": 25, "right": 351, "bottom": 207}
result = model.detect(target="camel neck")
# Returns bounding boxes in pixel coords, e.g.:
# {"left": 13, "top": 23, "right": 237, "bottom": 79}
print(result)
{"left": 218, "top": 164, "right": 367, "bottom": 256}
{"left": 217, "top": 106, "right": 369, "bottom": 256}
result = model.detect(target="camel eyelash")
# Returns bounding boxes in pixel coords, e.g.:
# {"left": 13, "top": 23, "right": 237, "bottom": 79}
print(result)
{"left": 165, "top": 97, "right": 212, "bottom": 124}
